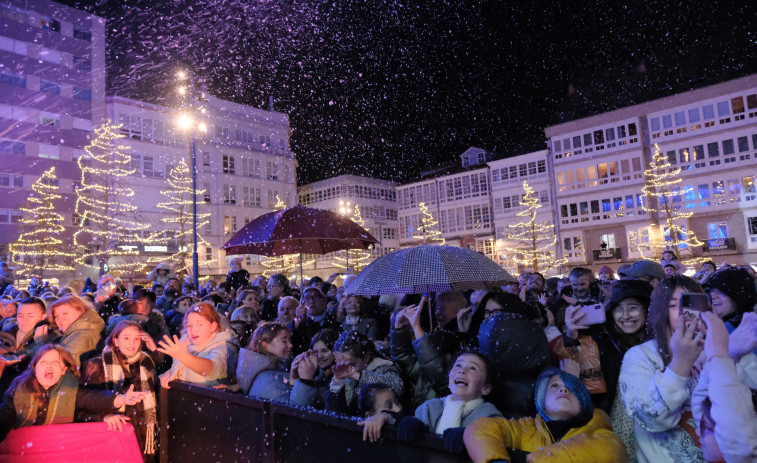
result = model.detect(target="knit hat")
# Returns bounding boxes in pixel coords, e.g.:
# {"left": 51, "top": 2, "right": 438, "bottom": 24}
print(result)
{"left": 704, "top": 267, "right": 757, "bottom": 312}
{"left": 626, "top": 260, "right": 665, "bottom": 281}
{"left": 604, "top": 280, "right": 653, "bottom": 314}
{"left": 535, "top": 366, "right": 593, "bottom": 423}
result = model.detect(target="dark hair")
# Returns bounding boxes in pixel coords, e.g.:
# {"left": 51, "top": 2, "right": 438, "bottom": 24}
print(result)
{"left": 201, "top": 292, "right": 224, "bottom": 307}
{"left": 662, "top": 250, "right": 678, "bottom": 260}
{"left": 477, "top": 291, "right": 533, "bottom": 319}
{"left": 249, "top": 322, "right": 291, "bottom": 364}
{"left": 334, "top": 331, "right": 378, "bottom": 361}
{"left": 568, "top": 267, "right": 593, "bottom": 279}
{"left": 358, "top": 382, "right": 394, "bottom": 417}
{"left": 18, "top": 296, "right": 46, "bottom": 314}
{"left": 449, "top": 350, "right": 495, "bottom": 396}
{"left": 309, "top": 276, "right": 324, "bottom": 286}
{"left": 151, "top": 283, "right": 164, "bottom": 291}
{"left": 700, "top": 261, "right": 717, "bottom": 271}
{"left": 7, "top": 344, "right": 78, "bottom": 400}
{"left": 268, "top": 274, "right": 291, "bottom": 293}
{"left": 118, "top": 299, "right": 139, "bottom": 315}
{"left": 218, "top": 281, "right": 232, "bottom": 293}
{"left": 106, "top": 320, "right": 145, "bottom": 366}
{"left": 648, "top": 275, "right": 704, "bottom": 365}
{"left": 664, "top": 264, "right": 676, "bottom": 269}
{"left": 133, "top": 288, "right": 156, "bottom": 305}
{"left": 310, "top": 328, "right": 340, "bottom": 351}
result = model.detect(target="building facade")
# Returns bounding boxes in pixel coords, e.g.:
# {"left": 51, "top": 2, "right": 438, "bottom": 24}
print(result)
{"left": 298, "top": 174, "right": 398, "bottom": 277}
{"left": 0, "top": 0, "right": 106, "bottom": 279}
{"left": 108, "top": 95, "right": 297, "bottom": 279}
{"left": 545, "top": 73, "right": 757, "bottom": 271}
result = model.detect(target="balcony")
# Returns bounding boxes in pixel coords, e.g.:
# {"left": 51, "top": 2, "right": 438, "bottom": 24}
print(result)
{"left": 702, "top": 237, "right": 736, "bottom": 252}
{"left": 592, "top": 247, "right": 622, "bottom": 261}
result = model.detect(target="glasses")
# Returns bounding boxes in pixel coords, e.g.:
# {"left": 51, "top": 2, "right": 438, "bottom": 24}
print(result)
{"left": 303, "top": 295, "right": 324, "bottom": 302}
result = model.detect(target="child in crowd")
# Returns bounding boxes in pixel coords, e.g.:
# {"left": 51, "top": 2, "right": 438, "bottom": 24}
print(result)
{"left": 0, "top": 344, "right": 149, "bottom": 441}
{"left": 384, "top": 351, "right": 502, "bottom": 453}
{"left": 463, "top": 365, "right": 626, "bottom": 463}
{"left": 325, "top": 331, "right": 403, "bottom": 416}
{"left": 158, "top": 302, "right": 233, "bottom": 389}
{"left": 357, "top": 383, "right": 403, "bottom": 442}
{"left": 234, "top": 322, "right": 316, "bottom": 405}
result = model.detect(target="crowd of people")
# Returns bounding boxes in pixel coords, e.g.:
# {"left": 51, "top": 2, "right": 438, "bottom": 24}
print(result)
{"left": 0, "top": 253, "right": 756, "bottom": 463}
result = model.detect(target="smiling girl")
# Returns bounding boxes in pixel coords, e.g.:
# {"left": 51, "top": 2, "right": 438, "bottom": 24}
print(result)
{"left": 158, "top": 302, "right": 233, "bottom": 389}
{"left": 82, "top": 320, "right": 159, "bottom": 462}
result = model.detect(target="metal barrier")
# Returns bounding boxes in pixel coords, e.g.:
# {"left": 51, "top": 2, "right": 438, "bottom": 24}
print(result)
{"left": 159, "top": 381, "right": 463, "bottom": 463}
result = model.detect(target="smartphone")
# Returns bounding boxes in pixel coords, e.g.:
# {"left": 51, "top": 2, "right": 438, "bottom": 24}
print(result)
{"left": 579, "top": 303, "right": 606, "bottom": 325}
{"left": 0, "top": 354, "right": 21, "bottom": 363}
{"left": 98, "top": 281, "right": 116, "bottom": 299}
{"left": 679, "top": 292, "right": 710, "bottom": 333}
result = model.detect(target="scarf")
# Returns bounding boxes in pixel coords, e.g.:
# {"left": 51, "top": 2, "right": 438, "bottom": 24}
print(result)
{"left": 102, "top": 347, "right": 157, "bottom": 455}
{"left": 435, "top": 396, "right": 484, "bottom": 434}
{"left": 14, "top": 371, "right": 79, "bottom": 427}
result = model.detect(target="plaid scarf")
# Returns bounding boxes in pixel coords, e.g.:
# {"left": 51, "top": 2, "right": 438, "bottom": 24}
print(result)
{"left": 102, "top": 348, "right": 157, "bottom": 455}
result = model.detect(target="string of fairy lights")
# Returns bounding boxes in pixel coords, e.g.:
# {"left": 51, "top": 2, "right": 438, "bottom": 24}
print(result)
{"left": 9, "top": 167, "right": 76, "bottom": 276}
{"left": 333, "top": 204, "right": 372, "bottom": 272}
{"left": 411, "top": 202, "right": 446, "bottom": 246}
{"left": 148, "top": 158, "right": 216, "bottom": 274}
{"left": 503, "top": 181, "right": 567, "bottom": 274}
{"left": 640, "top": 144, "right": 705, "bottom": 266}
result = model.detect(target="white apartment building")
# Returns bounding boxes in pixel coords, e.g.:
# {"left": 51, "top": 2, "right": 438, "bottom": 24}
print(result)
{"left": 108, "top": 95, "right": 297, "bottom": 279}
{"left": 545, "top": 73, "right": 757, "bottom": 270}
{"left": 0, "top": 0, "right": 106, "bottom": 282}
{"left": 298, "top": 174, "right": 398, "bottom": 277}
{"left": 488, "top": 150, "right": 552, "bottom": 274}
{"left": 397, "top": 147, "right": 496, "bottom": 259}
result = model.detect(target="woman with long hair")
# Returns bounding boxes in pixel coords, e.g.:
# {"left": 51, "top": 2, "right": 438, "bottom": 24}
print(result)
{"left": 81, "top": 320, "right": 159, "bottom": 462}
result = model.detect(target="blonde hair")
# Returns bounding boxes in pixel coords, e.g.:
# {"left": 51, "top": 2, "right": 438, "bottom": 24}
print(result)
{"left": 48, "top": 295, "right": 91, "bottom": 330}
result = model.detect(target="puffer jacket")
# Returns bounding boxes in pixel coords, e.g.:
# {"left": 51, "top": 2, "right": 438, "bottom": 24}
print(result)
{"left": 477, "top": 313, "right": 550, "bottom": 418}
{"left": 235, "top": 349, "right": 315, "bottom": 406}
{"left": 464, "top": 408, "right": 626, "bottom": 463}
{"left": 390, "top": 326, "right": 436, "bottom": 410}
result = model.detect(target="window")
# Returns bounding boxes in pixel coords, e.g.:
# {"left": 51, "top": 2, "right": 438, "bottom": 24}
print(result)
{"left": 707, "top": 142, "right": 719, "bottom": 158}
{"left": 590, "top": 200, "right": 599, "bottom": 214}
{"left": 267, "top": 161, "right": 278, "bottom": 180}
{"left": 599, "top": 233, "right": 616, "bottom": 248}
{"left": 560, "top": 205, "right": 568, "bottom": 218}
{"left": 663, "top": 115, "right": 672, "bottom": 129}
{"left": 73, "top": 27, "right": 92, "bottom": 41}
{"left": 73, "top": 55, "right": 91, "bottom": 71}
{"left": 708, "top": 222, "right": 728, "bottom": 239}
{"left": 667, "top": 150, "right": 677, "bottom": 165}
{"left": 744, "top": 176, "right": 756, "bottom": 194}
{"left": 674, "top": 111, "right": 686, "bottom": 126}
{"left": 580, "top": 202, "right": 588, "bottom": 215}
{"left": 613, "top": 197, "right": 623, "bottom": 210}
{"left": 693, "top": 145, "right": 704, "bottom": 160}
{"left": 222, "top": 155, "right": 235, "bottom": 174}
{"left": 0, "top": 139, "right": 25, "bottom": 154}
{"left": 688, "top": 108, "right": 700, "bottom": 122}
{"left": 602, "top": 199, "right": 611, "bottom": 212}
{"left": 553, "top": 140, "right": 561, "bottom": 152}
{"left": 223, "top": 184, "right": 236, "bottom": 204}
{"left": 728, "top": 179, "right": 740, "bottom": 195}
{"left": 583, "top": 133, "right": 592, "bottom": 146}
{"left": 243, "top": 187, "right": 261, "bottom": 207}
{"left": 203, "top": 182, "right": 211, "bottom": 203}
{"left": 703, "top": 105, "right": 715, "bottom": 120}
{"left": 650, "top": 118, "right": 660, "bottom": 131}
{"left": 0, "top": 173, "right": 23, "bottom": 188}
{"left": 732, "top": 97, "right": 745, "bottom": 114}
{"left": 712, "top": 181, "right": 725, "bottom": 197}
{"left": 223, "top": 216, "right": 237, "bottom": 235}
{"left": 40, "top": 81, "right": 60, "bottom": 94}
{"left": 698, "top": 184, "right": 710, "bottom": 200}
{"left": 738, "top": 136, "right": 749, "bottom": 152}
{"left": 625, "top": 195, "right": 634, "bottom": 209}
{"left": 573, "top": 136, "right": 581, "bottom": 148}
{"left": 722, "top": 139, "right": 735, "bottom": 155}
{"left": 0, "top": 70, "right": 26, "bottom": 88}
{"left": 717, "top": 101, "right": 730, "bottom": 117}
{"left": 563, "top": 138, "right": 571, "bottom": 150}
{"left": 73, "top": 87, "right": 92, "bottom": 101}
{"left": 683, "top": 186, "right": 695, "bottom": 202}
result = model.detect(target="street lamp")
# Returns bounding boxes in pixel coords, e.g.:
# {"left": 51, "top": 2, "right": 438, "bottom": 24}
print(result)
{"left": 175, "top": 70, "right": 207, "bottom": 292}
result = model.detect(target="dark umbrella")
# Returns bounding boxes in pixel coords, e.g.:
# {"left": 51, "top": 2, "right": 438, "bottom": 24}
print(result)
{"left": 221, "top": 205, "right": 379, "bottom": 284}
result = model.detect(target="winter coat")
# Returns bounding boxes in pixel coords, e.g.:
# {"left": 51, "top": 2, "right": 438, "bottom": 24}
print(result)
{"left": 619, "top": 339, "right": 704, "bottom": 463}
{"left": 413, "top": 328, "right": 463, "bottom": 399}
{"left": 0, "top": 323, "right": 45, "bottom": 396}
{"left": 235, "top": 349, "right": 315, "bottom": 406}
{"left": 226, "top": 269, "right": 250, "bottom": 291}
{"left": 477, "top": 313, "right": 550, "bottom": 418}
{"left": 415, "top": 397, "right": 502, "bottom": 432}
{"left": 49, "top": 306, "right": 105, "bottom": 367}
{"left": 291, "top": 314, "right": 342, "bottom": 355}
{"left": 325, "top": 356, "right": 404, "bottom": 416}
{"left": 464, "top": 409, "right": 626, "bottom": 463}
{"left": 692, "top": 356, "right": 757, "bottom": 463}
{"left": 390, "top": 326, "right": 436, "bottom": 410}
{"left": 161, "top": 330, "right": 233, "bottom": 387}
{"left": 147, "top": 268, "right": 176, "bottom": 287}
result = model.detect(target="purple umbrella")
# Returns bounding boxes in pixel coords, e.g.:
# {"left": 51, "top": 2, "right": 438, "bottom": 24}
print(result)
{"left": 221, "top": 205, "right": 379, "bottom": 282}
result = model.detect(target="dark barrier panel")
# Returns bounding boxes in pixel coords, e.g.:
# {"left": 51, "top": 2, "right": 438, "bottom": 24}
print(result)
{"left": 160, "top": 381, "right": 464, "bottom": 463}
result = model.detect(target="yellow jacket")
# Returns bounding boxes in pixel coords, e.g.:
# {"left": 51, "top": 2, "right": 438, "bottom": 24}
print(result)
{"left": 463, "top": 409, "right": 627, "bottom": 463}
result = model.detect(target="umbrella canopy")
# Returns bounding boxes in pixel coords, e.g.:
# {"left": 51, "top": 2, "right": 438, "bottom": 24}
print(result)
{"left": 345, "top": 244, "right": 517, "bottom": 295}
{"left": 221, "top": 205, "right": 379, "bottom": 256}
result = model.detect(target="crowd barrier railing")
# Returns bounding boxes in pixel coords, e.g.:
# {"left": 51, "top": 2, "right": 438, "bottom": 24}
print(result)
{"left": 159, "top": 380, "right": 464, "bottom": 463}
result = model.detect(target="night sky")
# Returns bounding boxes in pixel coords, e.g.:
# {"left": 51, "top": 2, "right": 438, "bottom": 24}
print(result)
{"left": 62, "top": 0, "right": 756, "bottom": 185}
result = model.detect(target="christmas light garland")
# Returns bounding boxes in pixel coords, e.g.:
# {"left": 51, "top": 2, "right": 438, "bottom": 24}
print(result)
{"left": 9, "top": 167, "right": 75, "bottom": 276}
{"left": 333, "top": 204, "right": 372, "bottom": 272}
{"left": 411, "top": 202, "right": 445, "bottom": 245}
{"left": 502, "top": 181, "right": 566, "bottom": 273}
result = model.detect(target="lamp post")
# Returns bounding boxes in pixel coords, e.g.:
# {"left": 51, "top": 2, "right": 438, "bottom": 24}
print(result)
{"left": 176, "top": 71, "right": 207, "bottom": 292}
